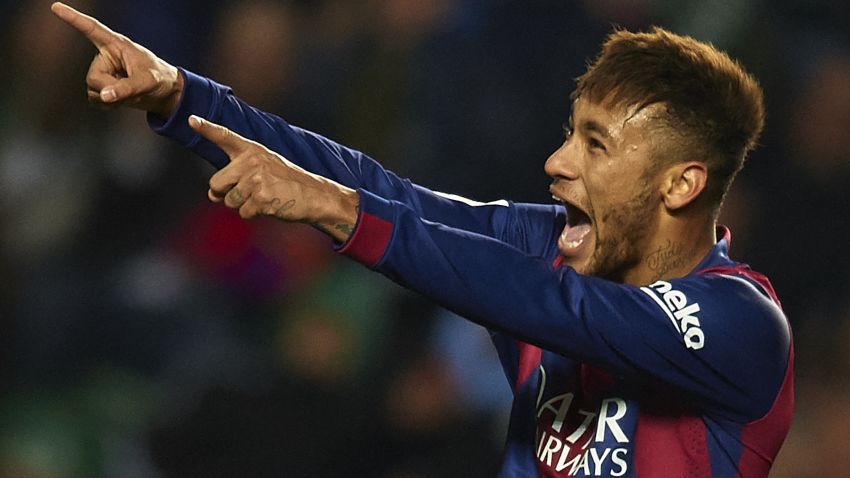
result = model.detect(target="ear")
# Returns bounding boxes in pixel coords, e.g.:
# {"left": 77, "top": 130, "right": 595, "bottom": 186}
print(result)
{"left": 660, "top": 162, "right": 707, "bottom": 210}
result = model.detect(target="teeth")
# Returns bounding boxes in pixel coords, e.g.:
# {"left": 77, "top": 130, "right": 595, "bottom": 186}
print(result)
{"left": 560, "top": 229, "right": 585, "bottom": 249}
{"left": 552, "top": 195, "right": 564, "bottom": 203}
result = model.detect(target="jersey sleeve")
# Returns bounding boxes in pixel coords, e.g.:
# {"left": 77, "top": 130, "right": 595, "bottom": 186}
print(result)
{"left": 147, "top": 68, "right": 562, "bottom": 258}
{"left": 340, "top": 189, "right": 792, "bottom": 422}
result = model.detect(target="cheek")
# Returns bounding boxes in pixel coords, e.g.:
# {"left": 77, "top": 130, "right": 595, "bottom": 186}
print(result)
{"left": 585, "top": 149, "right": 656, "bottom": 215}
{"left": 587, "top": 177, "right": 628, "bottom": 218}
{"left": 590, "top": 157, "right": 653, "bottom": 202}
{"left": 586, "top": 156, "right": 629, "bottom": 189}
{"left": 593, "top": 183, "right": 655, "bottom": 236}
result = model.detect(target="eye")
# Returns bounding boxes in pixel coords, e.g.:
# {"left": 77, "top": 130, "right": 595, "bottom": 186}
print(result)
{"left": 562, "top": 123, "right": 574, "bottom": 140}
{"left": 588, "top": 137, "right": 606, "bottom": 152}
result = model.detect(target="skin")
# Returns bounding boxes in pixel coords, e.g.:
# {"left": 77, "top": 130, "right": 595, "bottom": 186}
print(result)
{"left": 545, "top": 97, "right": 717, "bottom": 285}
{"left": 50, "top": 2, "right": 359, "bottom": 243}
{"left": 192, "top": 115, "right": 360, "bottom": 243}
{"left": 50, "top": 3, "right": 183, "bottom": 116}
{"left": 51, "top": 2, "right": 718, "bottom": 285}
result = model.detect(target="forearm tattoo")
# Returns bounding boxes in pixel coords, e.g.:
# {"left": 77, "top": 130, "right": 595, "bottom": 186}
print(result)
{"left": 333, "top": 223, "right": 354, "bottom": 235}
{"left": 318, "top": 203, "right": 358, "bottom": 240}
{"left": 333, "top": 202, "right": 359, "bottom": 236}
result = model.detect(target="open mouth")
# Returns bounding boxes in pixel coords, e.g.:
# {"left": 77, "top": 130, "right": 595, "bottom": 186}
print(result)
{"left": 552, "top": 194, "right": 593, "bottom": 255}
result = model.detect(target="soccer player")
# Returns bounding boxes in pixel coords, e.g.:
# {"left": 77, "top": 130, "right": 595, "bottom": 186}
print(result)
{"left": 52, "top": 2, "right": 793, "bottom": 476}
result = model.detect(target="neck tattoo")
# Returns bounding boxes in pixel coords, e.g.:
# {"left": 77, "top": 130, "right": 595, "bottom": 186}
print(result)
{"left": 646, "top": 239, "right": 687, "bottom": 282}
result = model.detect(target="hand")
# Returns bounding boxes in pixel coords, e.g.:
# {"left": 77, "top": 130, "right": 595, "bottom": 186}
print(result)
{"left": 50, "top": 2, "right": 183, "bottom": 116}
{"left": 188, "top": 115, "right": 360, "bottom": 242}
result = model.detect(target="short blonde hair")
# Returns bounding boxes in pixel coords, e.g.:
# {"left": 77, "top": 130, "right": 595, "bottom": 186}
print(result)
{"left": 574, "top": 27, "right": 765, "bottom": 211}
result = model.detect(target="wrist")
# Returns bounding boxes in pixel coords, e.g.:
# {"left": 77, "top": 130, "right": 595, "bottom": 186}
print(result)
{"left": 315, "top": 184, "right": 360, "bottom": 243}
{"left": 155, "top": 67, "right": 184, "bottom": 117}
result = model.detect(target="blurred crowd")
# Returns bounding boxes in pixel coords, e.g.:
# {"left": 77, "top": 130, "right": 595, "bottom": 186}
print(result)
{"left": 0, "top": 0, "right": 848, "bottom": 476}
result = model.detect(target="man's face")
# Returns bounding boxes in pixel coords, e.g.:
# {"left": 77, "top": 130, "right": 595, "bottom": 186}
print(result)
{"left": 545, "top": 97, "right": 665, "bottom": 281}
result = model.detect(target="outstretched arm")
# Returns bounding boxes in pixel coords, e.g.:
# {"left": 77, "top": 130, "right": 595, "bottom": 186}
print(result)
{"left": 337, "top": 190, "right": 791, "bottom": 422}
{"left": 97, "top": 112, "right": 789, "bottom": 423}
{"left": 51, "top": 2, "right": 563, "bottom": 257}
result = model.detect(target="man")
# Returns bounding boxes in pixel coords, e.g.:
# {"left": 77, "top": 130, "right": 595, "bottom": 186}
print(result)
{"left": 52, "top": 2, "right": 793, "bottom": 477}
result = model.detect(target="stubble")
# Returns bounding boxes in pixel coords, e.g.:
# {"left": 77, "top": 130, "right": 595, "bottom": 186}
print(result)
{"left": 585, "top": 182, "right": 657, "bottom": 283}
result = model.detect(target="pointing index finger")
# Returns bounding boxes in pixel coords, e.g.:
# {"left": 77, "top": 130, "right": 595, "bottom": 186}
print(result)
{"left": 51, "top": 2, "right": 119, "bottom": 48}
{"left": 189, "top": 115, "right": 253, "bottom": 157}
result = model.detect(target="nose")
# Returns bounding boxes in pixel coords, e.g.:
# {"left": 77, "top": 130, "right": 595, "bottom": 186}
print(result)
{"left": 544, "top": 140, "right": 579, "bottom": 180}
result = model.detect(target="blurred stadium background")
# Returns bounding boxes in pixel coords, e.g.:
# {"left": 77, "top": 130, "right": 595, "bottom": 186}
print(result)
{"left": 0, "top": 0, "right": 848, "bottom": 476}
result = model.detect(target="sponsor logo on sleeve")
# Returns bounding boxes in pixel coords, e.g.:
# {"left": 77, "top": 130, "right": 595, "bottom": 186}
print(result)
{"left": 640, "top": 280, "right": 705, "bottom": 350}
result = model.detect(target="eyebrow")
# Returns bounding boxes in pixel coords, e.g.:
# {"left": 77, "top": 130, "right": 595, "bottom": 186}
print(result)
{"left": 579, "top": 119, "right": 610, "bottom": 139}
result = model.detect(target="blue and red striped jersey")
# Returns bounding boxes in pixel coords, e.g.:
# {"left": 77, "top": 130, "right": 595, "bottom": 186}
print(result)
{"left": 150, "top": 70, "right": 793, "bottom": 477}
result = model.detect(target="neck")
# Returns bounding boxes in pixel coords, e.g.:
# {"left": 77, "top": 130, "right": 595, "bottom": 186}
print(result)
{"left": 622, "top": 214, "right": 717, "bottom": 286}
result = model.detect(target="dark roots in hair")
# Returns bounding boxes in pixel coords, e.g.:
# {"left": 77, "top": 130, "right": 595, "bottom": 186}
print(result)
{"left": 574, "top": 27, "right": 765, "bottom": 213}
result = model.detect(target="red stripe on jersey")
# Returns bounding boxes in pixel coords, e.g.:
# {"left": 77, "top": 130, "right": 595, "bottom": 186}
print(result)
{"left": 698, "top": 264, "right": 794, "bottom": 477}
{"left": 736, "top": 346, "right": 795, "bottom": 477}
{"left": 634, "top": 413, "right": 712, "bottom": 477}
{"left": 552, "top": 255, "right": 565, "bottom": 268}
{"left": 515, "top": 341, "right": 542, "bottom": 389}
{"left": 337, "top": 211, "right": 393, "bottom": 267}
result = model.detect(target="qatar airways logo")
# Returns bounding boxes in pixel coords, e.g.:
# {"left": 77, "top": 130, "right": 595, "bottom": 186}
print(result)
{"left": 534, "top": 366, "right": 629, "bottom": 476}
{"left": 640, "top": 280, "right": 705, "bottom": 350}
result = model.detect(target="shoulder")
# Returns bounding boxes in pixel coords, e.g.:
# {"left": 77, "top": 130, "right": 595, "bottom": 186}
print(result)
{"left": 641, "top": 271, "right": 789, "bottom": 352}
{"left": 646, "top": 270, "right": 791, "bottom": 419}
{"left": 696, "top": 269, "right": 789, "bottom": 347}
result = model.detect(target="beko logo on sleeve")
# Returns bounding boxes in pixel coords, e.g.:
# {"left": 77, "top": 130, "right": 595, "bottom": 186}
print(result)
{"left": 640, "top": 280, "right": 705, "bottom": 350}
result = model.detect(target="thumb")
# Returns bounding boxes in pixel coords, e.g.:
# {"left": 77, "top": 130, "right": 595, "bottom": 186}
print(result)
{"left": 99, "top": 74, "right": 153, "bottom": 103}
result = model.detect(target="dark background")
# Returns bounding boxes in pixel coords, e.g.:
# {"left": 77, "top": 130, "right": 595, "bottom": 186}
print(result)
{"left": 0, "top": 0, "right": 848, "bottom": 476}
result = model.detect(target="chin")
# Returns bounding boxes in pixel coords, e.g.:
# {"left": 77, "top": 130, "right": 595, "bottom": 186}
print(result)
{"left": 563, "top": 247, "right": 631, "bottom": 281}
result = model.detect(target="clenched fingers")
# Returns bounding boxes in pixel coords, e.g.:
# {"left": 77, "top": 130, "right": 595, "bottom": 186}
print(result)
{"left": 211, "top": 182, "right": 271, "bottom": 220}
{"left": 208, "top": 160, "right": 258, "bottom": 200}
{"left": 224, "top": 187, "right": 249, "bottom": 209}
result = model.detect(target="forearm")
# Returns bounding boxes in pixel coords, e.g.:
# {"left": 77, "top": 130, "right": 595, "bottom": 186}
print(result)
{"left": 337, "top": 189, "right": 594, "bottom": 352}
{"left": 313, "top": 184, "right": 360, "bottom": 243}
{"left": 150, "top": 69, "right": 570, "bottom": 251}
{"left": 149, "top": 69, "right": 377, "bottom": 185}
